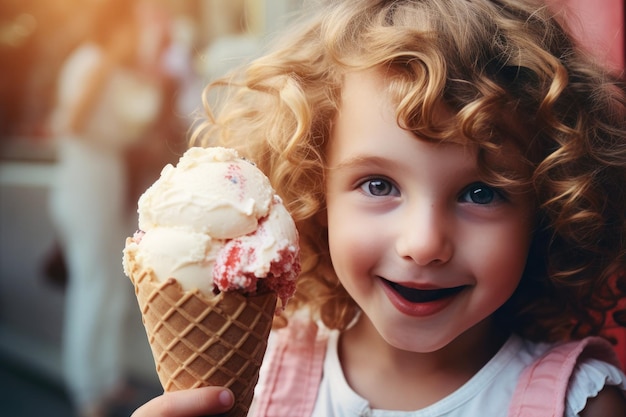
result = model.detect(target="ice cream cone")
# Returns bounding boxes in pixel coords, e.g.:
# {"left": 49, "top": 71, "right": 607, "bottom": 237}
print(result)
{"left": 126, "top": 247, "right": 276, "bottom": 417}
{"left": 122, "top": 147, "right": 300, "bottom": 417}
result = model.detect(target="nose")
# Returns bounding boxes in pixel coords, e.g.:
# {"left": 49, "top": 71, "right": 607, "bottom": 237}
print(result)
{"left": 395, "top": 203, "right": 453, "bottom": 266}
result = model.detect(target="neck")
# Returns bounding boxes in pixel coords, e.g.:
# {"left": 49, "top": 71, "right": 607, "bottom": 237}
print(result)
{"left": 338, "top": 314, "right": 507, "bottom": 410}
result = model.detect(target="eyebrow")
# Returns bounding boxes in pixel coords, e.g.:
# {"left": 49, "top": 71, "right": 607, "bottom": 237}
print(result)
{"left": 328, "top": 155, "right": 397, "bottom": 172}
{"left": 330, "top": 153, "right": 481, "bottom": 176}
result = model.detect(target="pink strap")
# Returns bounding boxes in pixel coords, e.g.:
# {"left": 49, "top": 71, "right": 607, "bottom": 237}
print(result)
{"left": 507, "top": 336, "right": 621, "bottom": 417}
{"left": 251, "top": 318, "right": 327, "bottom": 417}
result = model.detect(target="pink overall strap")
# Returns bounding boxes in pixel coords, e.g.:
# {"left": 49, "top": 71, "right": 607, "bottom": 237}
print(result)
{"left": 251, "top": 318, "right": 328, "bottom": 417}
{"left": 507, "top": 336, "right": 621, "bottom": 417}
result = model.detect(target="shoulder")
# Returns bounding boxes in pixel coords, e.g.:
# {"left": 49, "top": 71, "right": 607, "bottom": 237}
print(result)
{"left": 568, "top": 354, "right": 626, "bottom": 416}
{"left": 579, "top": 384, "right": 626, "bottom": 417}
{"left": 57, "top": 43, "right": 104, "bottom": 93}
{"left": 509, "top": 336, "right": 626, "bottom": 417}
{"left": 252, "top": 317, "right": 331, "bottom": 417}
{"left": 63, "top": 43, "right": 103, "bottom": 71}
{"left": 257, "top": 316, "right": 331, "bottom": 387}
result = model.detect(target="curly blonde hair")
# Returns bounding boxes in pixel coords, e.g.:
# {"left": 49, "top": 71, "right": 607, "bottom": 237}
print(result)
{"left": 193, "top": 0, "right": 626, "bottom": 342}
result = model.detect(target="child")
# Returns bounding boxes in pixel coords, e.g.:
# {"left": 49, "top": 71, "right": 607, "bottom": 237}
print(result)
{"left": 133, "top": 0, "right": 626, "bottom": 415}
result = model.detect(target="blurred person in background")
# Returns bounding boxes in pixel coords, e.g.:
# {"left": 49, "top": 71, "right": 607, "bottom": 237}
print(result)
{"left": 198, "top": 0, "right": 263, "bottom": 108}
{"left": 123, "top": 0, "right": 190, "bottom": 216}
{"left": 47, "top": 0, "right": 177, "bottom": 415}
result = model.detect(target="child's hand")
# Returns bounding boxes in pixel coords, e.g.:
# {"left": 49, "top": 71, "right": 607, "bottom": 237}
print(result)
{"left": 131, "top": 386, "right": 234, "bottom": 417}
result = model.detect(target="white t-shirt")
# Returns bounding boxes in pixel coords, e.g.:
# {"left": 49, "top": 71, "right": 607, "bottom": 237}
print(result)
{"left": 308, "top": 331, "right": 626, "bottom": 417}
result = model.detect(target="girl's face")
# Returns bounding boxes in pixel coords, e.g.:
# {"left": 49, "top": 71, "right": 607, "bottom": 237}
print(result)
{"left": 326, "top": 70, "right": 535, "bottom": 353}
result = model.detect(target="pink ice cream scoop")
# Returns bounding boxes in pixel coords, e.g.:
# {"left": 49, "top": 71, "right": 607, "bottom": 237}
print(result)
{"left": 213, "top": 196, "right": 299, "bottom": 306}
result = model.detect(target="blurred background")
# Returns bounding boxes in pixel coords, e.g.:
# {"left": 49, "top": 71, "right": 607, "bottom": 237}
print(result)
{"left": 0, "top": 0, "right": 623, "bottom": 416}
{"left": 0, "top": 1, "right": 303, "bottom": 416}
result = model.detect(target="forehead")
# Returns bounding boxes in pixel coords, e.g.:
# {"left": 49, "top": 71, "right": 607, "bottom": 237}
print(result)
{"left": 330, "top": 69, "right": 530, "bottom": 178}
{"left": 334, "top": 69, "right": 463, "bottom": 146}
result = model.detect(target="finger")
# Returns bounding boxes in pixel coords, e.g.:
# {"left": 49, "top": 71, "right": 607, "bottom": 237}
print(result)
{"left": 132, "top": 387, "right": 234, "bottom": 417}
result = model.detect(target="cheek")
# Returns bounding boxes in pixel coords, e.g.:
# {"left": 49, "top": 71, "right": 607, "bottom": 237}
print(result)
{"left": 328, "top": 213, "right": 356, "bottom": 268}
{"left": 474, "top": 224, "right": 532, "bottom": 297}
{"left": 327, "top": 203, "right": 377, "bottom": 283}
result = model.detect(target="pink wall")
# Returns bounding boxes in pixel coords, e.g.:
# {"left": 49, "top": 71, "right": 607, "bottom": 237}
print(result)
{"left": 547, "top": 0, "right": 625, "bottom": 72}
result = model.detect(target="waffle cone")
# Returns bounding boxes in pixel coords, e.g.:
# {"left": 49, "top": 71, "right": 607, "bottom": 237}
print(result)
{"left": 125, "top": 251, "right": 276, "bottom": 417}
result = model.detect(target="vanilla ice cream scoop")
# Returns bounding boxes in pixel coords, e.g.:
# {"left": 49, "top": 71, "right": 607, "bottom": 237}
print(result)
{"left": 137, "top": 146, "right": 274, "bottom": 239}
{"left": 123, "top": 146, "right": 300, "bottom": 307}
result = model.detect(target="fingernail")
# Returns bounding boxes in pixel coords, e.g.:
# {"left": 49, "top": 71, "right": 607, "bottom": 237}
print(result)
{"left": 219, "top": 389, "right": 234, "bottom": 407}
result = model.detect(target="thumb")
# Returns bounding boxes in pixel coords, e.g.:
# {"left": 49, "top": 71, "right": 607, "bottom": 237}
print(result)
{"left": 132, "top": 386, "right": 234, "bottom": 417}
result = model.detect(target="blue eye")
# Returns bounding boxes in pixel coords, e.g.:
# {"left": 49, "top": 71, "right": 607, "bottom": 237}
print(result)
{"left": 460, "top": 183, "right": 499, "bottom": 204}
{"left": 360, "top": 178, "right": 397, "bottom": 197}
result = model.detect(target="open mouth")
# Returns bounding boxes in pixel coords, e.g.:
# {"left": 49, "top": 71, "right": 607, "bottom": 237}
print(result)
{"left": 383, "top": 279, "right": 466, "bottom": 303}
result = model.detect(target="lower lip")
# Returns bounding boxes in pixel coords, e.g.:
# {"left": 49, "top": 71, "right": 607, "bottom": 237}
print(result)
{"left": 380, "top": 281, "right": 459, "bottom": 317}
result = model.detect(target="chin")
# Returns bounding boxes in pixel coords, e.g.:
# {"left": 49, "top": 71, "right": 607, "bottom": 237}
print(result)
{"left": 374, "top": 321, "right": 453, "bottom": 353}
{"left": 390, "top": 335, "right": 451, "bottom": 353}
